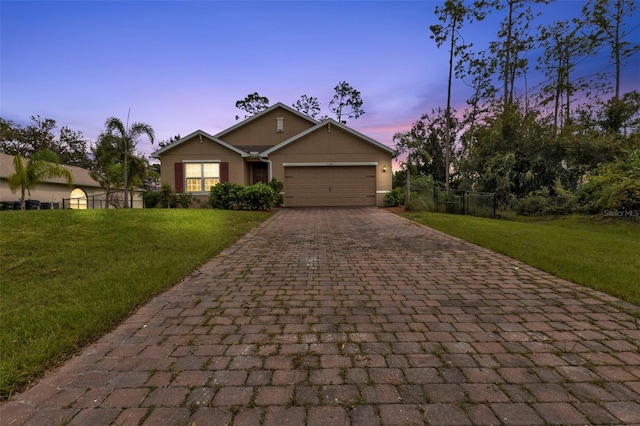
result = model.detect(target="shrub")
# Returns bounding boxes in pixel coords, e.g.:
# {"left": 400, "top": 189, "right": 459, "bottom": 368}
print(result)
{"left": 143, "top": 190, "right": 163, "bottom": 208}
{"left": 268, "top": 178, "right": 284, "bottom": 207}
{"left": 577, "top": 150, "right": 640, "bottom": 213}
{"left": 603, "top": 178, "right": 640, "bottom": 211}
{"left": 515, "top": 181, "right": 576, "bottom": 216}
{"left": 159, "top": 184, "right": 177, "bottom": 208}
{"left": 209, "top": 182, "right": 275, "bottom": 210}
{"left": 384, "top": 187, "right": 405, "bottom": 207}
{"left": 175, "top": 192, "right": 195, "bottom": 208}
{"left": 238, "top": 183, "right": 276, "bottom": 210}
{"left": 143, "top": 184, "right": 177, "bottom": 208}
{"left": 406, "top": 196, "right": 431, "bottom": 211}
{"left": 209, "top": 182, "right": 243, "bottom": 209}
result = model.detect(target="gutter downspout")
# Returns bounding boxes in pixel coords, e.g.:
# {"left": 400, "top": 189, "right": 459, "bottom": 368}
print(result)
{"left": 259, "top": 155, "right": 272, "bottom": 181}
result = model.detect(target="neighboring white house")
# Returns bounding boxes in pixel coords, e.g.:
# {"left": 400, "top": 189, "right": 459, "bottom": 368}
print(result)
{"left": 0, "top": 153, "right": 142, "bottom": 209}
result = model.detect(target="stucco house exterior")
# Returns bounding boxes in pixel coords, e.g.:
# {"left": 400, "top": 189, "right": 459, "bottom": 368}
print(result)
{"left": 0, "top": 152, "right": 103, "bottom": 209}
{"left": 152, "top": 103, "right": 394, "bottom": 207}
{"left": 0, "top": 153, "right": 143, "bottom": 209}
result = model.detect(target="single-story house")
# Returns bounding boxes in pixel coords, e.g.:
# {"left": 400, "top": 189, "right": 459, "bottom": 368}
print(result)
{"left": 152, "top": 103, "right": 394, "bottom": 207}
{"left": 0, "top": 153, "right": 142, "bottom": 209}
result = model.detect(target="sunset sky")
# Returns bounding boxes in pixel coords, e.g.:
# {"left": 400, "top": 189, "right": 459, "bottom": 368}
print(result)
{"left": 2, "top": 1, "right": 639, "bottom": 159}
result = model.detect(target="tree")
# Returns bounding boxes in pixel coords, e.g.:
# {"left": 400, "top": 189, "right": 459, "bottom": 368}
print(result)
{"left": 104, "top": 116, "right": 155, "bottom": 209}
{"left": 475, "top": 0, "right": 549, "bottom": 112}
{"left": 583, "top": 0, "right": 639, "bottom": 99}
{"left": 394, "top": 110, "right": 461, "bottom": 187}
{"left": 235, "top": 92, "right": 270, "bottom": 120}
{"left": 393, "top": 130, "right": 423, "bottom": 209}
{"left": 8, "top": 150, "right": 73, "bottom": 210}
{"left": 599, "top": 90, "right": 640, "bottom": 135}
{"left": 57, "top": 126, "right": 92, "bottom": 168}
{"left": 91, "top": 132, "right": 123, "bottom": 208}
{"left": 430, "top": 0, "right": 485, "bottom": 191}
{"left": 537, "top": 19, "right": 593, "bottom": 130}
{"left": 0, "top": 116, "right": 91, "bottom": 168}
{"left": 328, "top": 81, "right": 365, "bottom": 124}
{"left": 292, "top": 95, "right": 321, "bottom": 118}
{"left": 157, "top": 134, "right": 181, "bottom": 148}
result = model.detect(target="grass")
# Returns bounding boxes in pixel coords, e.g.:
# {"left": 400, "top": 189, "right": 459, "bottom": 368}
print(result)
{"left": 402, "top": 212, "right": 640, "bottom": 307}
{"left": 0, "top": 209, "right": 272, "bottom": 400}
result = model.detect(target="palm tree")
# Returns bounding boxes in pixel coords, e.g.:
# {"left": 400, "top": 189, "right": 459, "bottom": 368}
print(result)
{"left": 104, "top": 116, "right": 155, "bottom": 208}
{"left": 91, "top": 132, "right": 124, "bottom": 208}
{"left": 8, "top": 150, "right": 73, "bottom": 210}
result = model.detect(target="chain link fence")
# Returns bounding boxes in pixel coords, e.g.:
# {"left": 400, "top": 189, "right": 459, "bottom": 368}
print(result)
{"left": 402, "top": 177, "right": 497, "bottom": 218}
{"left": 62, "top": 192, "right": 144, "bottom": 209}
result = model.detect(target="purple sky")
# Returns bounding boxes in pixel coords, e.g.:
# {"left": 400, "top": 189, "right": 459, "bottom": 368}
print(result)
{"left": 2, "top": 1, "right": 638, "bottom": 159}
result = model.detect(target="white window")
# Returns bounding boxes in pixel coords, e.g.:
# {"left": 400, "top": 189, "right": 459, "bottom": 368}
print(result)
{"left": 276, "top": 117, "right": 284, "bottom": 133}
{"left": 185, "top": 162, "right": 220, "bottom": 193}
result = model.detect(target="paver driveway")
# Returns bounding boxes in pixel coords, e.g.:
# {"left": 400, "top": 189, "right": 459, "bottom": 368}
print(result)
{"left": 2, "top": 208, "right": 639, "bottom": 425}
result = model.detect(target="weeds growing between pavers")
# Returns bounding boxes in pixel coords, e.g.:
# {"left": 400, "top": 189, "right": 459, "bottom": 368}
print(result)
{"left": 403, "top": 212, "right": 640, "bottom": 308}
{"left": 0, "top": 209, "right": 272, "bottom": 400}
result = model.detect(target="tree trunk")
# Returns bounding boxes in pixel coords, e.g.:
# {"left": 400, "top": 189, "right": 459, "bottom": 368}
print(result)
{"left": 123, "top": 145, "right": 129, "bottom": 209}
{"left": 554, "top": 53, "right": 561, "bottom": 130}
{"left": 614, "top": 5, "right": 621, "bottom": 100}
{"left": 404, "top": 158, "right": 411, "bottom": 210}
{"left": 565, "top": 47, "right": 571, "bottom": 126}
{"left": 504, "top": 0, "right": 514, "bottom": 111}
{"left": 444, "top": 15, "right": 457, "bottom": 193}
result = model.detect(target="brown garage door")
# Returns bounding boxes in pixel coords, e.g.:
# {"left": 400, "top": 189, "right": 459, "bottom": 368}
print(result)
{"left": 284, "top": 166, "right": 376, "bottom": 207}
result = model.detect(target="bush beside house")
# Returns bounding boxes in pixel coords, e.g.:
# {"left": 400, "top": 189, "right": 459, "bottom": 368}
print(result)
{"left": 210, "top": 182, "right": 276, "bottom": 210}
{"left": 143, "top": 184, "right": 197, "bottom": 208}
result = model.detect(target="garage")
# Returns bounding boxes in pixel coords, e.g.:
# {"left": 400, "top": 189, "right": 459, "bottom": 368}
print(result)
{"left": 284, "top": 165, "right": 376, "bottom": 207}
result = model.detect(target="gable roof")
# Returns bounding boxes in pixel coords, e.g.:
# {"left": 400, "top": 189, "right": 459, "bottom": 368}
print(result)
{"left": 213, "top": 102, "right": 318, "bottom": 140}
{"left": 0, "top": 152, "right": 101, "bottom": 187}
{"left": 261, "top": 118, "right": 395, "bottom": 156}
{"left": 151, "top": 102, "right": 392, "bottom": 158}
{"left": 151, "top": 129, "right": 249, "bottom": 158}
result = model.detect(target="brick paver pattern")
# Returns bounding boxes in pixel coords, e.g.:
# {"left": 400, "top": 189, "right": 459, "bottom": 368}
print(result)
{"left": 2, "top": 208, "right": 639, "bottom": 425}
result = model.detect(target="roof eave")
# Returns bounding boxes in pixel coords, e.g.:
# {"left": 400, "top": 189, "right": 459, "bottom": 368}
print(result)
{"left": 261, "top": 119, "right": 394, "bottom": 156}
{"left": 214, "top": 102, "right": 318, "bottom": 140}
{"left": 152, "top": 130, "right": 248, "bottom": 157}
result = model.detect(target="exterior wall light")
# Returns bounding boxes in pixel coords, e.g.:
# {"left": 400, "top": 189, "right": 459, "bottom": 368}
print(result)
{"left": 382, "top": 165, "right": 387, "bottom": 173}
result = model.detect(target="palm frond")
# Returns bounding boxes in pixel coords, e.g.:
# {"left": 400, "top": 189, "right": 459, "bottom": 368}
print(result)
{"left": 105, "top": 117, "right": 126, "bottom": 137}
{"left": 130, "top": 122, "right": 155, "bottom": 144}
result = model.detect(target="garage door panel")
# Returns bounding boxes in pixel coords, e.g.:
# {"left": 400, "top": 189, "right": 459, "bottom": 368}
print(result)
{"left": 284, "top": 166, "right": 376, "bottom": 207}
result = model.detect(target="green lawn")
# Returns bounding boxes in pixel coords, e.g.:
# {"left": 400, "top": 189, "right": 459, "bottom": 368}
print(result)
{"left": 0, "top": 209, "right": 272, "bottom": 400}
{"left": 403, "top": 212, "right": 640, "bottom": 308}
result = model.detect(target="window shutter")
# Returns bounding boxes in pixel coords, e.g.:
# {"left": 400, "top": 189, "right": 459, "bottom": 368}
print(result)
{"left": 174, "top": 163, "right": 184, "bottom": 193}
{"left": 220, "top": 162, "right": 229, "bottom": 183}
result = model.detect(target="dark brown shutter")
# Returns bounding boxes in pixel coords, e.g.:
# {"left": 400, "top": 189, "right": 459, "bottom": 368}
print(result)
{"left": 174, "top": 163, "right": 184, "bottom": 192}
{"left": 220, "top": 162, "right": 229, "bottom": 183}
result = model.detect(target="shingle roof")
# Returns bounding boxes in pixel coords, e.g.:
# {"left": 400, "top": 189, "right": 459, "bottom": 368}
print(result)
{"left": 261, "top": 119, "right": 395, "bottom": 156}
{"left": 151, "top": 130, "right": 248, "bottom": 158}
{"left": 0, "top": 153, "right": 101, "bottom": 187}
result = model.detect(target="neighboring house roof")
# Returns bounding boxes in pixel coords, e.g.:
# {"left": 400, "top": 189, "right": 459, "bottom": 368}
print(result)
{"left": 0, "top": 152, "right": 101, "bottom": 188}
{"left": 261, "top": 118, "right": 395, "bottom": 156}
{"left": 152, "top": 102, "right": 392, "bottom": 158}
{"left": 151, "top": 129, "right": 249, "bottom": 158}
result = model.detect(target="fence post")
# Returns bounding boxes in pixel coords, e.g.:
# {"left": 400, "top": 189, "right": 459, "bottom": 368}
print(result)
{"left": 462, "top": 191, "right": 465, "bottom": 215}
{"left": 493, "top": 193, "right": 497, "bottom": 217}
{"left": 433, "top": 185, "right": 437, "bottom": 212}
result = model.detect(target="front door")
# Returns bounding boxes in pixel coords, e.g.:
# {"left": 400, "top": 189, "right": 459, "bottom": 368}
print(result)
{"left": 252, "top": 162, "right": 269, "bottom": 184}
